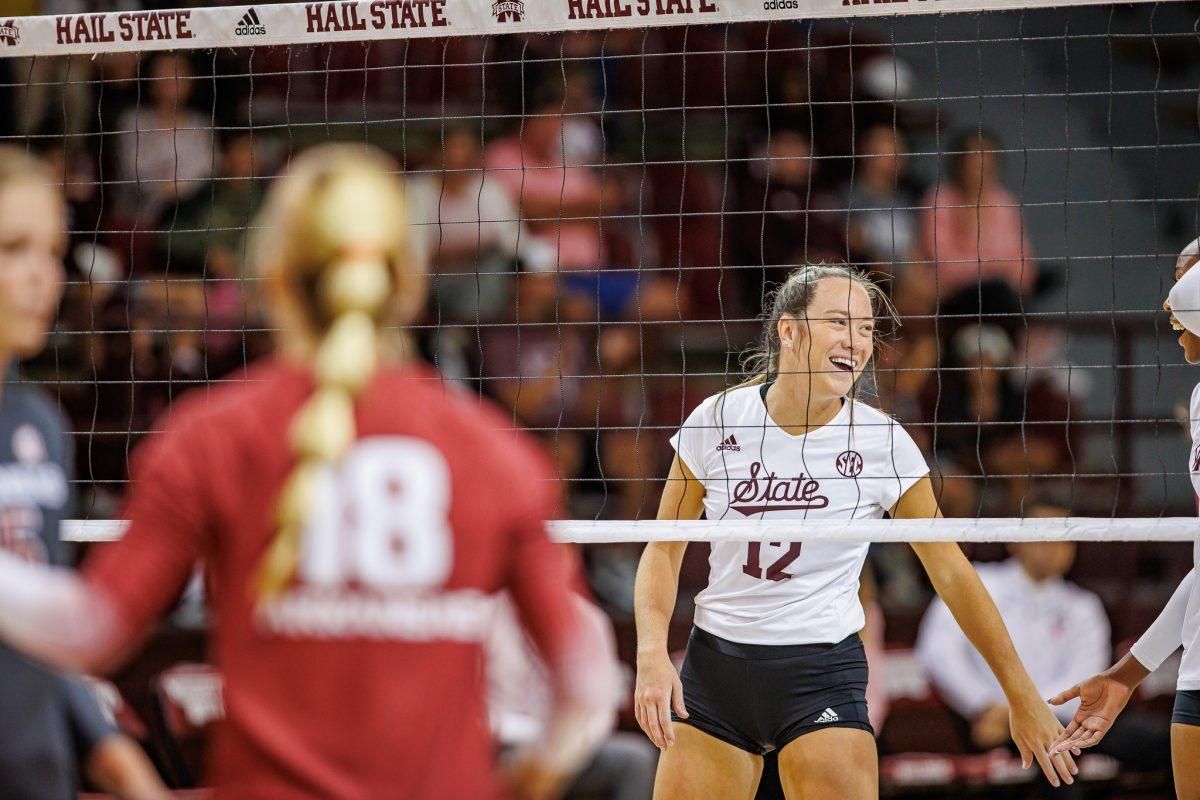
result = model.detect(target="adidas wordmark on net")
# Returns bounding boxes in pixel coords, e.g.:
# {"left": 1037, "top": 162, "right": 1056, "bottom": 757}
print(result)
{"left": 235, "top": 8, "right": 266, "bottom": 36}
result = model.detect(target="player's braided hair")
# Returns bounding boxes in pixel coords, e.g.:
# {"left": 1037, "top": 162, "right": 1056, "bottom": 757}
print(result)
{"left": 738, "top": 263, "right": 895, "bottom": 389}
{"left": 251, "top": 144, "right": 422, "bottom": 600}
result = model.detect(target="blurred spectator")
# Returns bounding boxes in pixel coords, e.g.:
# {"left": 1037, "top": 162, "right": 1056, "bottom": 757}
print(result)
{"left": 734, "top": 127, "right": 845, "bottom": 307}
{"left": 919, "top": 322, "right": 1073, "bottom": 514}
{"left": 915, "top": 510, "right": 1172, "bottom": 791}
{"left": 484, "top": 96, "right": 613, "bottom": 273}
{"left": 154, "top": 131, "right": 269, "bottom": 373}
{"left": 479, "top": 263, "right": 591, "bottom": 481}
{"left": 560, "top": 65, "right": 604, "bottom": 165}
{"left": 917, "top": 129, "right": 1036, "bottom": 307}
{"left": 486, "top": 593, "right": 653, "bottom": 800}
{"left": 410, "top": 126, "right": 524, "bottom": 322}
{"left": 844, "top": 124, "right": 920, "bottom": 273}
{"left": 116, "top": 53, "right": 214, "bottom": 228}
{"left": 157, "top": 131, "right": 265, "bottom": 279}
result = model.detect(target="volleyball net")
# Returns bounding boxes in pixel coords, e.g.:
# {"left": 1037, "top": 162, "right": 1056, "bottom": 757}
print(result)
{"left": 2, "top": 0, "right": 1198, "bottom": 545}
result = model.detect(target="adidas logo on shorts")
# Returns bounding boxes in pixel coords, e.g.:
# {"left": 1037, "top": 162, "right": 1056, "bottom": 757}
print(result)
{"left": 813, "top": 707, "right": 839, "bottom": 724}
{"left": 716, "top": 435, "right": 741, "bottom": 452}
{"left": 234, "top": 7, "right": 266, "bottom": 36}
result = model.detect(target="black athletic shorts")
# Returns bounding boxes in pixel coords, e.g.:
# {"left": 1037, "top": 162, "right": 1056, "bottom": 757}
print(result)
{"left": 1173, "top": 690, "right": 1200, "bottom": 727}
{"left": 672, "top": 626, "right": 873, "bottom": 755}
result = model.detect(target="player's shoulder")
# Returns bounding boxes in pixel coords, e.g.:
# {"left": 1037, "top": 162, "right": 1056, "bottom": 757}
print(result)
{"left": 385, "top": 369, "right": 553, "bottom": 477}
{"left": 691, "top": 384, "right": 759, "bottom": 420}
{"left": 5, "top": 385, "right": 69, "bottom": 437}
{"left": 849, "top": 398, "right": 899, "bottom": 426}
{"left": 1190, "top": 381, "right": 1200, "bottom": 415}
{"left": 3, "top": 385, "right": 70, "bottom": 464}
{"left": 151, "top": 359, "right": 305, "bottom": 436}
{"left": 849, "top": 399, "right": 918, "bottom": 441}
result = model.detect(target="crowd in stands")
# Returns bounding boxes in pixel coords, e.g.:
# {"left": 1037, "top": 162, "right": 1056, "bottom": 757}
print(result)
{"left": 0, "top": 19, "right": 1188, "bottom": 798}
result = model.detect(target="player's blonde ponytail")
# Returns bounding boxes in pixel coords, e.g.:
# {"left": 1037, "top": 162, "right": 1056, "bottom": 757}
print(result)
{"left": 251, "top": 145, "right": 423, "bottom": 600}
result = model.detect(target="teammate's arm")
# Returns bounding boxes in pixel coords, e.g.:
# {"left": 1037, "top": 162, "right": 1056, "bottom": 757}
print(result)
{"left": 893, "top": 477, "right": 1078, "bottom": 788}
{"left": 633, "top": 454, "right": 704, "bottom": 749}
{"left": 0, "top": 413, "right": 213, "bottom": 674}
{"left": 1048, "top": 568, "right": 1195, "bottom": 754}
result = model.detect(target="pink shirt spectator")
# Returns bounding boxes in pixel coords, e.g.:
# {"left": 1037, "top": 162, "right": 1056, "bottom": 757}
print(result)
{"left": 919, "top": 183, "right": 1036, "bottom": 301}
{"left": 484, "top": 137, "right": 605, "bottom": 271}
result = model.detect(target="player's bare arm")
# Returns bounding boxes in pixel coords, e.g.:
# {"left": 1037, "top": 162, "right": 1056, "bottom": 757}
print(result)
{"left": 894, "top": 476, "right": 1078, "bottom": 788}
{"left": 633, "top": 454, "right": 702, "bottom": 749}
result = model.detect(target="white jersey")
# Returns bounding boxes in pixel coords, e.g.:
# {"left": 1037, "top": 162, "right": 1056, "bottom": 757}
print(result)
{"left": 1179, "top": 383, "right": 1200, "bottom": 689}
{"left": 670, "top": 384, "right": 929, "bottom": 646}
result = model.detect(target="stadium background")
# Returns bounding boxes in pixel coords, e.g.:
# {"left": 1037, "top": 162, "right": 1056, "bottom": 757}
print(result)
{"left": 3, "top": 0, "right": 1200, "bottom": 795}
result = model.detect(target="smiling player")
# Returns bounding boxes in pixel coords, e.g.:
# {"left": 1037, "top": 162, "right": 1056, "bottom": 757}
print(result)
{"left": 633, "top": 264, "right": 1077, "bottom": 799}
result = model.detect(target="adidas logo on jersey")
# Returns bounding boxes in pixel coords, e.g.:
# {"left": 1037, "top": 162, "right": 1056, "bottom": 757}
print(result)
{"left": 813, "top": 708, "right": 839, "bottom": 724}
{"left": 716, "top": 435, "right": 741, "bottom": 452}
{"left": 234, "top": 7, "right": 266, "bottom": 36}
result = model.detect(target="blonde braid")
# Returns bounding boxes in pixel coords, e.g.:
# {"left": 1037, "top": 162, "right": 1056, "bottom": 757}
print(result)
{"left": 254, "top": 149, "right": 412, "bottom": 601}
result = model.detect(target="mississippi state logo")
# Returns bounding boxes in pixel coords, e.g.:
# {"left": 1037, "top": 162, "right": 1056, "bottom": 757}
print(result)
{"left": 729, "top": 462, "right": 829, "bottom": 515}
{"left": 835, "top": 450, "right": 863, "bottom": 478}
{"left": 0, "top": 20, "right": 19, "bottom": 46}
{"left": 492, "top": 0, "right": 525, "bottom": 21}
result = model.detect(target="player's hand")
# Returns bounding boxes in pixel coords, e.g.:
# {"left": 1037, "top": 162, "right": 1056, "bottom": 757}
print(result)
{"left": 634, "top": 651, "right": 687, "bottom": 749}
{"left": 1048, "top": 672, "right": 1135, "bottom": 755}
{"left": 1008, "top": 695, "right": 1078, "bottom": 788}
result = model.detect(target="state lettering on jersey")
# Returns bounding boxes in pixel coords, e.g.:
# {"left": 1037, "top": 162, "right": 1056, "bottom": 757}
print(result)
{"left": 566, "top": 0, "right": 718, "bottom": 21}
{"left": 729, "top": 462, "right": 829, "bottom": 515}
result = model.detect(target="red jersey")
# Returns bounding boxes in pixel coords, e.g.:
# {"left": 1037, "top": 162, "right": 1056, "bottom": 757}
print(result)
{"left": 85, "top": 359, "right": 583, "bottom": 799}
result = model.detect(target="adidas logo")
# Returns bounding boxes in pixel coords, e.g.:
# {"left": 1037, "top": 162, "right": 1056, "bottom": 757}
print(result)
{"left": 814, "top": 707, "right": 839, "bottom": 724}
{"left": 716, "top": 435, "right": 741, "bottom": 452}
{"left": 234, "top": 7, "right": 266, "bottom": 36}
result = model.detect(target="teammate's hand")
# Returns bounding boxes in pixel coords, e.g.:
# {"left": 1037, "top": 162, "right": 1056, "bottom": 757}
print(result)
{"left": 1008, "top": 696, "right": 1078, "bottom": 788}
{"left": 634, "top": 652, "right": 687, "bottom": 749}
{"left": 1048, "top": 672, "right": 1135, "bottom": 754}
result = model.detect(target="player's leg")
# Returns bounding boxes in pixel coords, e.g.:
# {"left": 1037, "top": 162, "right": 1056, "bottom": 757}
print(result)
{"left": 776, "top": 727, "right": 877, "bottom": 800}
{"left": 1173, "top": 723, "right": 1200, "bottom": 800}
{"left": 652, "top": 723, "right": 763, "bottom": 800}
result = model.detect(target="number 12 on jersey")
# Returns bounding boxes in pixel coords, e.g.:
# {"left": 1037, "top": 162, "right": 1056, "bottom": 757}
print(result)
{"left": 742, "top": 542, "right": 801, "bottom": 582}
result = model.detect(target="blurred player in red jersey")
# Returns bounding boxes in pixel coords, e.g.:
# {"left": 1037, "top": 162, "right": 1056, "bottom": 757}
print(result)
{"left": 0, "top": 144, "right": 615, "bottom": 799}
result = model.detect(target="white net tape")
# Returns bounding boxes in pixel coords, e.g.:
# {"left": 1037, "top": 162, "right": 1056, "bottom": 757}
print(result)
{"left": 64, "top": 517, "right": 1200, "bottom": 543}
{"left": 0, "top": 0, "right": 1182, "bottom": 57}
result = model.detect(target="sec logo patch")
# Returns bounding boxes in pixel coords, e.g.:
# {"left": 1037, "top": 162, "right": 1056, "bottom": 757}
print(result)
{"left": 835, "top": 450, "right": 863, "bottom": 478}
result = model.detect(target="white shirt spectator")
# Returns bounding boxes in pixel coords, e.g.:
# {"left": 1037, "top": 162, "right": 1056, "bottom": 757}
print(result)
{"left": 117, "top": 107, "right": 214, "bottom": 224}
{"left": 915, "top": 559, "right": 1110, "bottom": 723}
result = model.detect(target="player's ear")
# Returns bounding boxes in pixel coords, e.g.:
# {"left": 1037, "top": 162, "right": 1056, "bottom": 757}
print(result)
{"left": 777, "top": 315, "right": 797, "bottom": 351}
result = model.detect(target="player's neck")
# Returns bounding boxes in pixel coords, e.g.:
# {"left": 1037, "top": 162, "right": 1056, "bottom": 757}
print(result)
{"left": 765, "top": 375, "right": 843, "bottom": 435}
